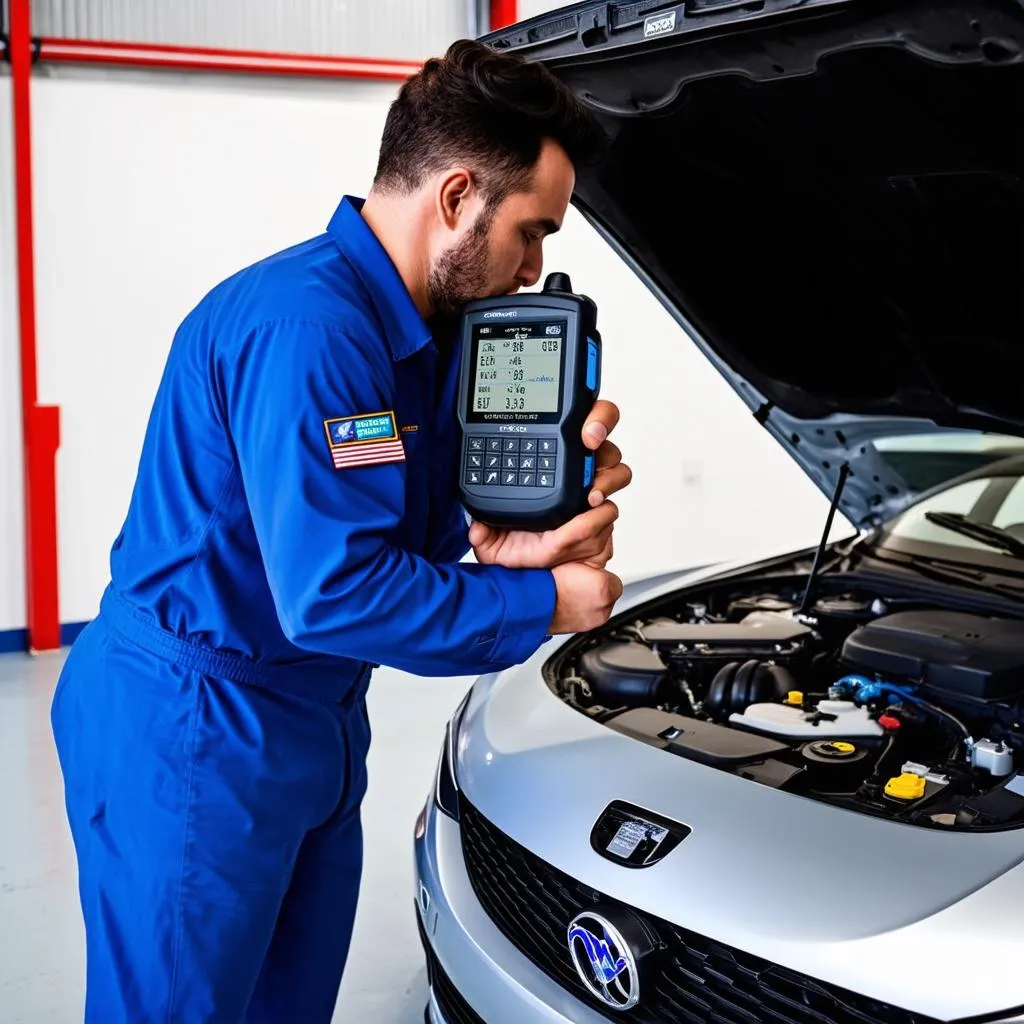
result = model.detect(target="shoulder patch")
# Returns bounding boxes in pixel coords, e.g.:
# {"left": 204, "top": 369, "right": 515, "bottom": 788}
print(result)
{"left": 323, "top": 411, "right": 405, "bottom": 470}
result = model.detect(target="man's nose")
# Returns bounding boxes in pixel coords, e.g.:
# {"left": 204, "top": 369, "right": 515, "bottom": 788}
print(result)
{"left": 516, "top": 253, "right": 543, "bottom": 289}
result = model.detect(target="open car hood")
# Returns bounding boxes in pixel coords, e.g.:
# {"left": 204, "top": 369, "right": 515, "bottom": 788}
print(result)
{"left": 482, "top": 0, "right": 1024, "bottom": 528}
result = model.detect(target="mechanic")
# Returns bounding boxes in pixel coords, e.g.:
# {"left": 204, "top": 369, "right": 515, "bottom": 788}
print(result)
{"left": 50, "top": 38, "right": 630, "bottom": 1024}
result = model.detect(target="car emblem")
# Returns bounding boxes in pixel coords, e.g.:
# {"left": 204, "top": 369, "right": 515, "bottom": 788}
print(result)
{"left": 567, "top": 911, "right": 640, "bottom": 1011}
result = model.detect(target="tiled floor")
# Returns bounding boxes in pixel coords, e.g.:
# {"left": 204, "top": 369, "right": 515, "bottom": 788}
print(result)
{"left": 0, "top": 649, "right": 475, "bottom": 1023}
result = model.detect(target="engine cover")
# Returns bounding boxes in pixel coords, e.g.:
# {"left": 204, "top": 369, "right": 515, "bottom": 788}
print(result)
{"left": 842, "top": 610, "right": 1024, "bottom": 700}
{"left": 609, "top": 707, "right": 789, "bottom": 766}
{"left": 578, "top": 641, "right": 668, "bottom": 706}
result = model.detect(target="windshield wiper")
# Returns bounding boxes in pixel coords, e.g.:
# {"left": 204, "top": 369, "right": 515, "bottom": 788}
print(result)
{"left": 923, "top": 511, "right": 1024, "bottom": 559}
{"left": 861, "top": 550, "right": 1024, "bottom": 603}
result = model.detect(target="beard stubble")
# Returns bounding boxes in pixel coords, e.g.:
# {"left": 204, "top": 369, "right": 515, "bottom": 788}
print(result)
{"left": 426, "top": 209, "right": 497, "bottom": 316}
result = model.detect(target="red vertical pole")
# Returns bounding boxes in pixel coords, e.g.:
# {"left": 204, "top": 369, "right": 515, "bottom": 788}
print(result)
{"left": 490, "top": 1, "right": 520, "bottom": 30}
{"left": 10, "top": 0, "right": 62, "bottom": 653}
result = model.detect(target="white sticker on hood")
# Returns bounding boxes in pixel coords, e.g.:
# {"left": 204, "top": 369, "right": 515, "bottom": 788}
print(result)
{"left": 644, "top": 9, "right": 677, "bottom": 38}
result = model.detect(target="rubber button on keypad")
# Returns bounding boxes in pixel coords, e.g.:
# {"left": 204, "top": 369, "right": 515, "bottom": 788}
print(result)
{"left": 468, "top": 437, "right": 559, "bottom": 486}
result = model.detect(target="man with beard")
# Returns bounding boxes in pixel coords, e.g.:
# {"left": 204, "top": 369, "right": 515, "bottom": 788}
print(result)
{"left": 50, "top": 38, "right": 631, "bottom": 1024}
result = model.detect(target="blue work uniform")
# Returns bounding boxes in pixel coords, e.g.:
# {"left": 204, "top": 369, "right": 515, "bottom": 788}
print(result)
{"left": 50, "top": 195, "right": 557, "bottom": 1024}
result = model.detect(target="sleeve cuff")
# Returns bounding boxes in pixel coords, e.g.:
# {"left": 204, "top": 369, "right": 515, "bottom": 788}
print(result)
{"left": 488, "top": 566, "right": 557, "bottom": 668}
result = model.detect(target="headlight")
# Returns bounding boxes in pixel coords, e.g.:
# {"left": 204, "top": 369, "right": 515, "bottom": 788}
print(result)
{"left": 434, "top": 690, "right": 471, "bottom": 821}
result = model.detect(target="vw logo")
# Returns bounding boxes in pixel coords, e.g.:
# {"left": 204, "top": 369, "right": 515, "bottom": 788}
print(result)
{"left": 567, "top": 911, "right": 640, "bottom": 1011}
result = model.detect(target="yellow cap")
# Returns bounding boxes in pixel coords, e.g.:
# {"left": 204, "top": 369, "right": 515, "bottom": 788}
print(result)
{"left": 830, "top": 742, "right": 856, "bottom": 754}
{"left": 785, "top": 691, "right": 804, "bottom": 705}
{"left": 885, "top": 772, "right": 927, "bottom": 800}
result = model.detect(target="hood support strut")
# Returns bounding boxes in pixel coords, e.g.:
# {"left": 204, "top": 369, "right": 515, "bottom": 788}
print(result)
{"left": 798, "top": 462, "right": 852, "bottom": 617}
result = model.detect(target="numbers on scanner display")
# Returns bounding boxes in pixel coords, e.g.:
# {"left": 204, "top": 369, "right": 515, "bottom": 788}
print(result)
{"left": 472, "top": 328, "right": 560, "bottom": 415}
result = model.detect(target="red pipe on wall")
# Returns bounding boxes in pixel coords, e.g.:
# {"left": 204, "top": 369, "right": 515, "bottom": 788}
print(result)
{"left": 10, "top": 0, "right": 62, "bottom": 653}
{"left": 37, "top": 38, "right": 421, "bottom": 81}
{"left": 490, "top": 0, "right": 520, "bottom": 31}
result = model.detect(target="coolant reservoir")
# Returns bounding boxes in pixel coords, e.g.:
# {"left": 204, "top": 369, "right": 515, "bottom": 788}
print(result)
{"left": 971, "top": 739, "right": 1014, "bottom": 777}
{"left": 729, "top": 699, "right": 884, "bottom": 739}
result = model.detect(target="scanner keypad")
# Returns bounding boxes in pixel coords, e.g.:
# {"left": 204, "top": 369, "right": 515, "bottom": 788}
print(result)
{"left": 466, "top": 437, "right": 556, "bottom": 487}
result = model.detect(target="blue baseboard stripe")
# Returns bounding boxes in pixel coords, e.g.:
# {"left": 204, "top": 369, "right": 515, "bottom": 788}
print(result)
{"left": 62, "top": 621, "right": 90, "bottom": 645}
{"left": 0, "top": 621, "right": 91, "bottom": 654}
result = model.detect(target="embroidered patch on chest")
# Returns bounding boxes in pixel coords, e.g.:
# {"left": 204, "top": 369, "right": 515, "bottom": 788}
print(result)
{"left": 323, "top": 411, "right": 406, "bottom": 470}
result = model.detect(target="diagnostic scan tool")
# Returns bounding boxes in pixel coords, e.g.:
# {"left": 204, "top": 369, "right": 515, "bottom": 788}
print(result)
{"left": 456, "top": 272, "right": 601, "bottom": 530}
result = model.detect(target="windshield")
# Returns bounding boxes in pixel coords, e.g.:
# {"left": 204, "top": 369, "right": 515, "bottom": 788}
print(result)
{"left": 872, "top": 432, "right": 1024, "bottom": 495}
{"left": 876, "top": 455, "right": 1024, "bottom": 572}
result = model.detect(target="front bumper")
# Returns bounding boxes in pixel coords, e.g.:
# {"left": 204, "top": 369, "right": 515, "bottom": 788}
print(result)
{"left": 414, "top": 791, "right": 609, "bottom": 1024}
{"left": 414, "top": 769, "right": 1024, "bottom": 1024}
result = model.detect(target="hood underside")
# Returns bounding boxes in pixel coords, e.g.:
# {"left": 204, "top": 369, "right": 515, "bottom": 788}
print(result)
{"left": 484, "top": 0, "right": 1024, "bottom": 525}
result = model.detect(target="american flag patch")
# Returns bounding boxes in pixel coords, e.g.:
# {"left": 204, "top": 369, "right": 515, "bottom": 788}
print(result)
{"left": 323, "top": 411, "right": 406, "bottom": 470}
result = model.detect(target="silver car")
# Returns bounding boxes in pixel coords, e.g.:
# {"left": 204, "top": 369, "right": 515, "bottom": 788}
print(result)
{"left": 414, "top": 0, "right": 1024, "bottom": 1021}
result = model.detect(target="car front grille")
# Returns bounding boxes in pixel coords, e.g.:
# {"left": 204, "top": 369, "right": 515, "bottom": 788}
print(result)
{"left": 416, "top": 906, "right": 487, "bottom": 1024}
{"left": 458, "top": 796, "right": 939, "bottom": 1024}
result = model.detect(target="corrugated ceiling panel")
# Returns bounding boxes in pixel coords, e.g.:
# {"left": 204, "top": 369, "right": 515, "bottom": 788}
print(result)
{"left": 29, "top": 1, "right": 472, "bottom": 61}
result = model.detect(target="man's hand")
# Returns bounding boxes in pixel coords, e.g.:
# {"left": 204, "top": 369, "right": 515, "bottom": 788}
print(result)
{"left": 469, "top": 400, "right": 631, "bottom": 571}
{"left": 579, "top": 399, "right": 631, "bottom": 509}
{"left": 548, "top": 562, "right": 623, "bottom": 634}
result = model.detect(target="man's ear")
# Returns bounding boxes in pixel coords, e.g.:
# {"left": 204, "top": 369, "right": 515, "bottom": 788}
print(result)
{"left": 435, "top": 168, "right": 475, "bottom": 231}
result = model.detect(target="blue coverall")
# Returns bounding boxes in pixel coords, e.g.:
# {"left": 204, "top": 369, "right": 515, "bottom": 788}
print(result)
{"left": 50, "top": 195, "right": 557, "bottom": 1023}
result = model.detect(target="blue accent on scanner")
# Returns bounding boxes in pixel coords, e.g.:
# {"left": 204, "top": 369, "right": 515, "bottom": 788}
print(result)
{"left": 587, "top": 338, "right": 599, "bottom": 392}
{"left": 584, "top": 454, "right": 595, "bottom": 487}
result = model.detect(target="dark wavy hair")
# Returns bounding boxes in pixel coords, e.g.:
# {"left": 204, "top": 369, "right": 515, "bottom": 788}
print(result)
{"left": 373, "top": 39, "right": 607, "bottom": 206}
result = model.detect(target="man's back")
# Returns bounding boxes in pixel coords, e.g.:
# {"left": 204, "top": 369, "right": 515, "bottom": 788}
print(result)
{"left": 105, "top": 197, "right": 471, "bottom": 687}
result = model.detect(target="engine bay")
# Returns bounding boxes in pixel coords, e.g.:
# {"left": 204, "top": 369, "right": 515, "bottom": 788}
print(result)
{"left": 545, "top": 567, "right": 1024, "bottom": 832}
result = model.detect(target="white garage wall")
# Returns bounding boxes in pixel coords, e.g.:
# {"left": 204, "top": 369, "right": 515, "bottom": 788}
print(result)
{"left": 0, "top": 80, "right": 28, "bottom": 634}
{"left": 28, "top": 68, "right": 405, "bottom": 626}
{"left": 1, "top": 60, "right": 840, "bottom": 636}
{"left": 517, "top": 0, "right": 579, "bottom": 23}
